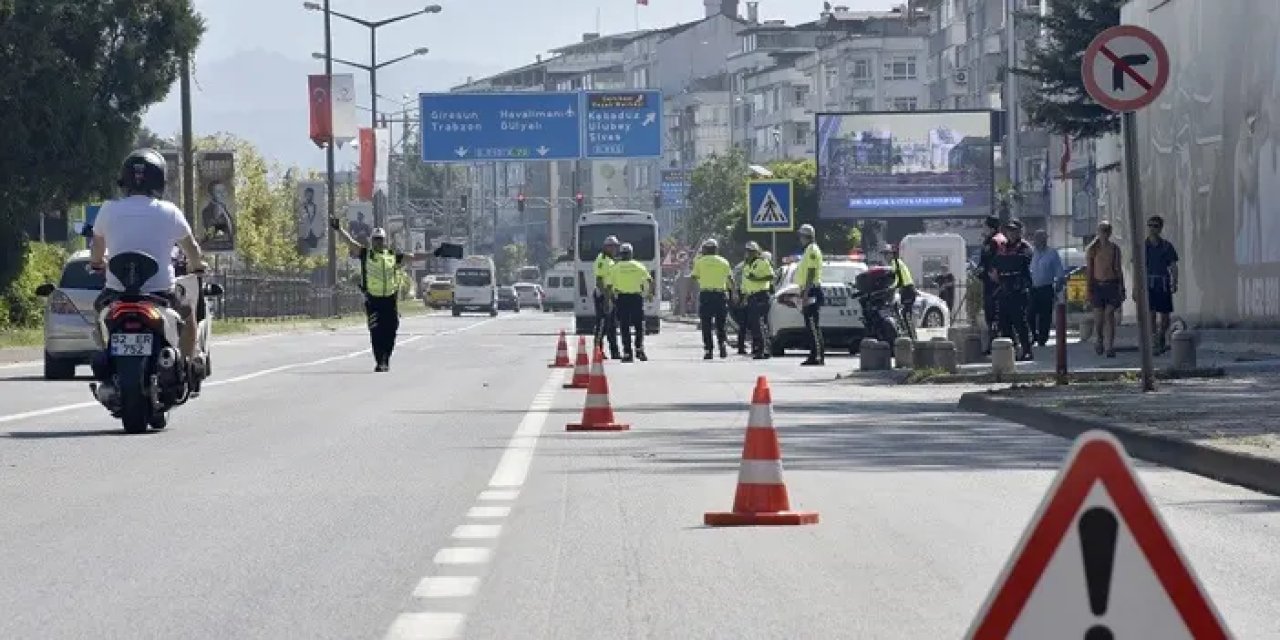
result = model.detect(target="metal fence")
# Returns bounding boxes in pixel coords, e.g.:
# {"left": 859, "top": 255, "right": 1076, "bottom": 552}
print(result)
{"left": 206, "top": 268, "right": 365, "bottom": 320}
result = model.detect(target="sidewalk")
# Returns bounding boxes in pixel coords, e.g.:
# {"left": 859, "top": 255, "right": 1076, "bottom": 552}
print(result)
{"left": 960, "top": 373, "right": 1280, "bottom": 497}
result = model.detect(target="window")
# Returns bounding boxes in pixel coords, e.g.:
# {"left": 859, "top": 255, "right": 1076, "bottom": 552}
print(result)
{"left": 824, "top": 67, "right": 839, "bottom": 90}
{"left": 850, "top": 59, "right": 871, "bottom": 79}
{"left": 853, "top": 98, "right": 873, "bottom": 112}
{"left": 883, "top": 55, "right": 918, "bottom": 80}
{"left": 794, "top": 123, "right": 811, "bottom": 146}
{"left": 455, "top": 269, "right": 492, "bottom": 287}
{"left": 793, "top": 86, "right": 808, "bottom": 106}
{"left": 891, "top": 97, "right": 919, "bottom": 111}
{"left": 578, "top": 224, "right": 656, "bottom": 262}
{"left": 60, "top": 260, "right": 105, "bottom": 290}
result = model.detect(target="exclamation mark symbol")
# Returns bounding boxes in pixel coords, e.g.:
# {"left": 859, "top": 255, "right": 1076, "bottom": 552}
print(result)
{"left": 1079, "top": 507, "right": 1119, "bottom": 640}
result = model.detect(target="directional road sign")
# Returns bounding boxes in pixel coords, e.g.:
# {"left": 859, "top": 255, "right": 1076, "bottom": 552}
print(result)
{"left": 582, "top": 91, "right": 663, "bottom": 159}
{"left": 419, "top": 92, "right": 582, "bottom": 163}
{"left": 1082, "top": 25, "right": 1170, "bottom": 113}
{"left": 747, "top": 180, "right": 794, "bottom": 232}
{"left": 967, "top": 430, "right": 1229, "bottom": 640}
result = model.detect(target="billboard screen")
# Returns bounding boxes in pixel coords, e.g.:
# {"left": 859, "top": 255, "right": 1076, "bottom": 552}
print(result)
{"left": 816, "top": 110, "right": 995, "bottom": 219}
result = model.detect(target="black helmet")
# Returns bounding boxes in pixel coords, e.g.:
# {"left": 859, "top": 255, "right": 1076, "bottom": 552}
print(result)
{"left": 117, "top": 148, "right": 167, "bottom": 197}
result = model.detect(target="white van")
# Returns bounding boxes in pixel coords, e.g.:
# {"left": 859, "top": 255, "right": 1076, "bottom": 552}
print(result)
{"left": 451, "top": 255, "right": 497, "bottom": 317}
{"left": 543, "top": 262, "right": 575, "bottom": 312}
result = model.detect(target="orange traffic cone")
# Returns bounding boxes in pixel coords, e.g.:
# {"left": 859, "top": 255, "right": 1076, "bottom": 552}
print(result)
{"left": 563, "top": 337, "right": 591, "bottom": 389}
{"left": 548, "top": 329, "right": 572, "bottom": 368}
{"left": 567, "top": 347, "right": 629, "bottom": 432}
{"left": 704, "top": 377, "right": 818, "bottom": 526}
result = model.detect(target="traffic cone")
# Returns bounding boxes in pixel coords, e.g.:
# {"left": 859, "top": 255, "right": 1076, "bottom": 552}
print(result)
{"left": 567, "top": 347, "right": 629, "bottom": 432}
{"left": 563, "top": 336, "right": 591, "bottom": 389}
{"left": 704, "top": 376, "right": 818, "bottom": 526}
{"left": 548, "top": 329, "right": 572, "bottom": 368}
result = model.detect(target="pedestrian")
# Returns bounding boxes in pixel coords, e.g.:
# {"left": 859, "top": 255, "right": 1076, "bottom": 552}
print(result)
{"left": 730, "top": 258, "right": 749, "bottom": 355}
{"left": 887, "top": 244, "right": 917, "bottom": 329}
{"left": 1028, "top": 229, "right": 1066, "bottom": 347}
{"left": 691, "top": 238, "right": 734, "bottom": 359}
{"left": 1145, "top": 215, "right": 1180, "bottom": 355}
{"left": 796, "top": 224, "right": 825, "bottom": 366}
{"left": 332, "top": 219, "right": 417, "bottom": 372}
{"left": 609, "top": 243, "right": 654, "bottom": 362}
{"left": 993, "top": 219, "right": 1035, "bottom": 361}
{"left": 977, "top": 215, "right": 1007, "bottom": 353}
{"left": 593, "top": 235, "right": 622, "bottom": 359}
{"left": 741, "top": 241, "right": 776, "bottom": 360}
{"left": 1085, "top": 221, "right": 1125, "bottom": 358}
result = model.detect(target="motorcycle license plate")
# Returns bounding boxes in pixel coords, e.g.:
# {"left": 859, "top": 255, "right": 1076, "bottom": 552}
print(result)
{"left": 110, "top": 333, "right": 153, "bottom": 357}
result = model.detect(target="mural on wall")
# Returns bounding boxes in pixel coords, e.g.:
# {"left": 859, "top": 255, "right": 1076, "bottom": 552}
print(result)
{"left": 1126, "top": 0, "right": 1280, "bottom": 326}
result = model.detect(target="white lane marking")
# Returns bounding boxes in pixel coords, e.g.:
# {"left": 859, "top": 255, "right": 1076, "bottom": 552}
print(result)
{"left": 450, "top": 524, "right": 503, "bottom": 540}
{"left": 0, "top": 360, "right": 40, "bottom": 370}
{"left": 413, "top": 576, "right": 480, "bottom": 599}
{"left": 385, "top": 612, "right": 465, "bottom": 640}
{"left": 466, "top": 505, "right": 510, "bottom": 519}
{"left": 0, "top": 317, "right": 498, "bottom": 426}
{"left": 476, "top": 489, "right": 520, "bottom": 502}
{"left": 432, "top": 548, "right": 492, "bottom": 566}
{"left": 383, "top": 370, "right": 564, "bottom": 640}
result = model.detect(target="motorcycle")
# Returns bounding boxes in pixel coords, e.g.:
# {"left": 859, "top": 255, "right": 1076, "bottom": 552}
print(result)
{"left": 854, "top": 267, "right": 915, "bottom": 345}
{"left": 90, "top": 252, "right": 223, "bottom": 434}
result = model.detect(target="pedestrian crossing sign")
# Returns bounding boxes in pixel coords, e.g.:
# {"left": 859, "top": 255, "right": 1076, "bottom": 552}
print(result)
{"left": 747, "top": 180, "right": 794, "bottom": 233}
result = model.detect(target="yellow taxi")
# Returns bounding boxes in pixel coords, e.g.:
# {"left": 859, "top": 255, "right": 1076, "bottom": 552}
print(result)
{"left": 424, "top": 277, "right": 455, "bottom": 309}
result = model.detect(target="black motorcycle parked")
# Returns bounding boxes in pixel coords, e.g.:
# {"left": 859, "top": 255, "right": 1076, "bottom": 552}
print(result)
{"left": 854, "top": 266, "right": 915, "bottom": 345}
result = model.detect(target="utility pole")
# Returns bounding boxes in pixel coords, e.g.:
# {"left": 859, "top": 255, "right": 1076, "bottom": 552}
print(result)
{"left": 180, "top": 54, "right": 196, "bottom": 226}
{"left": 1005, "top": 0, "right": 1020, "bottom": 215}
{"left": 323, "top": 0, "right": 338, "bottom": 296}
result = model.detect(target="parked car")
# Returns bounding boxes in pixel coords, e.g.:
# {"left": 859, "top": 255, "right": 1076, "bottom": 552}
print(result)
{"left": 513, "top": 282, "right": 542, "bottom": 310}
{"left": 32, "top": 250, "right": 104, "bottom": 379}
{"left": 496, "top": 286, "right": 520, "bottom": 312}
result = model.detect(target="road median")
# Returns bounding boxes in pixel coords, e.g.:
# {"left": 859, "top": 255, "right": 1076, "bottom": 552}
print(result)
{"left": 959, "top": 375, "right": 1280, "bottom": 497}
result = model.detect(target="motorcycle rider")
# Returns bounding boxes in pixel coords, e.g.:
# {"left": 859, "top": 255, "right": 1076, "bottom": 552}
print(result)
{"left": 887, "top": 244, "right": 917, "bottom": 329}
{"left": 89, "top": 149, "right": 208, "bottom": 388}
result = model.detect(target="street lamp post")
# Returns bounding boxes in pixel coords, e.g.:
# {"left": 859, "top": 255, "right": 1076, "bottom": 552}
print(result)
{"left": 323, "top": 0, "right": 337, "bottom": 296}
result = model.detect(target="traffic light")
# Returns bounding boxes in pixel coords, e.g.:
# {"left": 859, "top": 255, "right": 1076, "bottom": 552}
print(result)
{"left": 459, "top": 194, "right": 469, "bottom": 212}
{"left": 575, "top": 192, "right": 585, "bottom": 214}
{"left": 516, "top": 193, "right": 526, "bottom": 213}
{"left": 653, "top": 190, "right": 662, "bottom": 210}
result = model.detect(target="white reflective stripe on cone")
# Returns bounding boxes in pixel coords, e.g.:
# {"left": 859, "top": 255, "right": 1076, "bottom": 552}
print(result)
{"left": 737, "top": 459, "right": 785, "bottom": 485}
{"left": 747, "top": 405, "right": 773, "bottom": 428}
{"left": 585, "top": 395, "right": 612, "bottom": 408}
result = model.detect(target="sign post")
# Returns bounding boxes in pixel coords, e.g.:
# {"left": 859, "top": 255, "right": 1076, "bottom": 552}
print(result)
{"left": 747, "top": 180, "right": 795, "bottom": 257}
{"left": 1081, "top": 25, "right": 1170, "bottom": 393}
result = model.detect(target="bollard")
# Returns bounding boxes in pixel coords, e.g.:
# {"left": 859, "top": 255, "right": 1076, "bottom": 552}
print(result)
{"left": 1079, "top": 316, "right": 1096, "bottom": 343}
{"left": 1171, "top": 330, "right": 1197, "bottom": 371}
{"left": 913, "top": 340, "right": 935, "bottom": 370}
{"left": 933, "top": 341, "right": 959, "bottom": 374}
{"left": 893, "top": 337, "right": 914, "bottom": 369}
{"left": 860, "top": 339, "right": 892, "bottom": 371}
{"left": 946, "top": 327, "right": 967, "bottom": 345}
{"left": 991, "top": 338, "right": 1016, "bottom": 376}
{"left": 962, "top": 333, "right": 985, "bottom": 364}
{"left": 1055, "top": 301, "right": 1068, "bottom": 386}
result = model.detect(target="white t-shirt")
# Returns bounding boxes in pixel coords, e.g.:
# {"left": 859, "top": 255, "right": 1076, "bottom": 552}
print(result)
{"left": 95, "top": 196, "right": 193, "bottom": 293}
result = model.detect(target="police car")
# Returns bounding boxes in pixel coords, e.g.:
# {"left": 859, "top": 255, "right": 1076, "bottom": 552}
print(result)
{"left": 763, "top": 256, "right": 951, "bottom": 357}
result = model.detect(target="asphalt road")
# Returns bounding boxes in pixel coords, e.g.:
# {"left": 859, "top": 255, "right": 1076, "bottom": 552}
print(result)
{"left": 2, "top": 312, "right": 1279, "bottom": 639}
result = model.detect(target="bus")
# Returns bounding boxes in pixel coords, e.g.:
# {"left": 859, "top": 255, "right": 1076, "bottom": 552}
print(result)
{"left": 574, "top": 209, "right": 661, "bottom": 336}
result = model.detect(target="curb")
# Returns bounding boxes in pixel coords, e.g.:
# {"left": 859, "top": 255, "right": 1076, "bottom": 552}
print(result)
{"left": 958, "top": 391, "right": 1280, "bottom": 497}
{"left": 916, "top": 366, "right": 1225, "bottom": 385}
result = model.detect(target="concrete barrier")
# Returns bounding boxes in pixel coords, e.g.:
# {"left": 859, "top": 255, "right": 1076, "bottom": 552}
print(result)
{"left": 893, "top": 338, "right": 913, "bottom": 369}
{"left": 991, "top": 338, "right": 1016, "bottom": 376}
{"left": 913, "top": 340, "right": 933, "bottom": 370}
{"left": 860, "top": 339, "right": 891, "bottom": 371}
{"left": 933, "top": 341, "right": 959, "bottom": 373}
{"left": 961, "top": 333, "right": 984, "bottom": 364}
{"left": 1172, "top": 330, "right": 1197, "bottom": 371}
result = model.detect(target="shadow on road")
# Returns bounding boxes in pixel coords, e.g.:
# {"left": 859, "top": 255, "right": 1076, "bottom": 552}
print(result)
{"left": 4, "top": 429, "right": 136, "bottom": 439}
{"left": 0, "top": 374, "right": 95, "bottom": 382}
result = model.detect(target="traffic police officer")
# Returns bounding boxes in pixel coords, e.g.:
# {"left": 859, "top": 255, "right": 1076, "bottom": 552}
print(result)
{"left": 333, "top": 220, "right": 414, "bottom": 372}
{"left": 691, "top": 238, "right": 734, "bottom": 360}
{"left": 593, "top": 235, "right": 621, "bottom": 359}
{"left": 796, "top": 224, "right": 825, "bottom": 366}
{"left": 609, "top": 242, "right": 654, "bottom": 362}
{"left": 741, "top": 241, "right": 776, "bottom": 359}
{"left": 730, "top": 258, "right": 749, "bottom": 355}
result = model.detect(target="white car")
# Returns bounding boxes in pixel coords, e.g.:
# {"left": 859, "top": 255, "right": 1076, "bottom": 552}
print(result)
{"left": 763, "top": 259, "right": 951, "bottom": 357}
{"left": 542, "top": 265, "right": 575, "bottom": 312}
{"left": 513, "top": 282, "right": 543, "bottom": 310}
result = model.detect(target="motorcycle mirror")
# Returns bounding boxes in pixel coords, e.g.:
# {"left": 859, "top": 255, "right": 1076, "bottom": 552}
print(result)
{"left": 203, "top": 283, "right": 225, "bottom": 298}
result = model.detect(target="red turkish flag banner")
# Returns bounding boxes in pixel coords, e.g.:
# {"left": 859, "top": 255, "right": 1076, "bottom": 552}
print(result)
{"left": 358, "top": 127, "right": 376, "bottom": 201}
{"left": 308, "top": 75, "right": 332, "bottom": 148}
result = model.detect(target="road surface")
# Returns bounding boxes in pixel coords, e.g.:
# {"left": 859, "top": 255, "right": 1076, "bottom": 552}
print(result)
{"left": 2, "top": 312, "right": 1279, "bottom": 639}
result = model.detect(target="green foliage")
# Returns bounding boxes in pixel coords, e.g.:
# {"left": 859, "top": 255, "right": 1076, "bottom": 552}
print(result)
{"left": 1011, "top": 0, "right": 1125, "bottom": 139}
{"left": 679, "top": 149, "right": 748, "bottom": 249}
{"left": 494, "top": 243, "right": 528, "bottom": 285}
{"left": 729, "top": 160, "right": 858, "bottom": 261}
{"left": 0, "top": 0, "right": 204, "bottom": 293}
{"left": 0, "top": 243, "right": 66, "bottom": 330}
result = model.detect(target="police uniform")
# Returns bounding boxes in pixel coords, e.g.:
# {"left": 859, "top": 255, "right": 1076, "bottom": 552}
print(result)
{"left": 360, "top": 247, "right": 406, "bottom": 370}
{"left": 797, "top": 238, "right": 825, "bottom": 365}
{"left": 993, "top": 222, "right": 1035, "bottom": 359}
{"left": 609, "top": 251, "right": 652, "bottom": 362}
{"left": 691, "top": 248, "right": 733, "bottom": 359}
{"left": 593, "top": 249, "right": 621, "bottom": 358}
{"left": 741, "top": 252, "right": 775, "bottom": 358}
{"left": 889, "top": 253, "right": 917, "bottom": 327}
{"left": 731, "top": 260, "right": 749, "bottom": 354}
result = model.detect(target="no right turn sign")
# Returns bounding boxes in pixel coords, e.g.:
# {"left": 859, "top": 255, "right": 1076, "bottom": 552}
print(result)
{"left": 1082, "top": 25, "right": 1170, "bottom": 113}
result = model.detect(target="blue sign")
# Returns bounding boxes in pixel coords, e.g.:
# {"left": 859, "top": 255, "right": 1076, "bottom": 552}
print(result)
{"left": 82, "top": 204, "right": 102, "bottom": 237}
{"left": 582, "top": 91, "right": 663, "bottom": 159}
{"left": 660, "top": 169, "right": 691, "bottom": 208}
{"left": 419, "top": 92, "right": 583, "bottom": 163}
{"left": 747, "top": 180, "right": 795, "bottom": 232}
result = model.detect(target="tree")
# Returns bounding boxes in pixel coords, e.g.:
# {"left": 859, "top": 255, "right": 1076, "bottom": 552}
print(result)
{"left": 0, "top": 0, "right": 203, "bottom": 292}
{"left": 728, "top": 159, "right": 857, "bottom": 261}
{"left": 679, "top": 149, "right": 748, "bottom": 249}
{"left": 494, "top": 243, "right": 528, "bottom": 285}
{"left": 1011, "top": 0, "right": 1125, "bottom": 139}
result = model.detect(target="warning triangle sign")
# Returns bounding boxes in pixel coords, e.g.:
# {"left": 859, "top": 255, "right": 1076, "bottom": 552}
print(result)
{"left": 753, "top": 189, "right": 788, "bottom": 224}
{"left": 966, "top": 430, "right": 1230, "bottom": 640}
